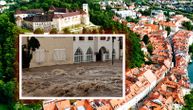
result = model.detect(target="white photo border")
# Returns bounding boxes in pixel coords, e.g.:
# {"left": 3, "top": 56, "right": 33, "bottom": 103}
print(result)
{"left": 19, "top": 34, "right": 126, "bottom": 100}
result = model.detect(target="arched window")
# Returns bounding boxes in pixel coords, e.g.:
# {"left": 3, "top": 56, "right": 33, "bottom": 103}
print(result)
{"left": 74, "top": 48, "right": 83, "bottom": 63}
{"left": 86, "top": 47, "right": 93, "bottom": 62}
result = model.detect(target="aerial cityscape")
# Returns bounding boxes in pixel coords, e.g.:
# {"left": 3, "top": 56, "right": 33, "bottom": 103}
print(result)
{"left": 0, "top": 0, "right": 193, "bottom": 110}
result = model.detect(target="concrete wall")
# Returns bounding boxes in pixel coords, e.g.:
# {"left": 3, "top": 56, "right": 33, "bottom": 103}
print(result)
{"left": 29, "top": 37, "right": 73, "bottom": 68}
{"left": 52, "top": 13, "right": 90, "bottom": 31}
{"left": 33, "top": 21, "right": 53, "bottom": 31}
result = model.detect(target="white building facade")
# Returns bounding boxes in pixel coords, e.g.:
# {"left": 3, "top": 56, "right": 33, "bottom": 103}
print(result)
{"left": 22, "top": 36, "right": 122, "bottom": 68}
{"left": 73, "top": 36, "right": 121, "bottom": 63}
{"left": 114, "top": 9, "right": 138, "bottom": 19}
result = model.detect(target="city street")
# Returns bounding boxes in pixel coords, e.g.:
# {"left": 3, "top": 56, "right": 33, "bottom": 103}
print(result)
{"left": 22, "top": 60, "right": 123, "bottom": 97}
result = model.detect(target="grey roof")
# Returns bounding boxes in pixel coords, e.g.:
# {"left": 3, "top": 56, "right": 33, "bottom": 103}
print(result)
{"left": 16, "top": 9, "right": 44, "bottom": 14}
{"left": 24, "top": 14, "right": 53, "bottom": 22}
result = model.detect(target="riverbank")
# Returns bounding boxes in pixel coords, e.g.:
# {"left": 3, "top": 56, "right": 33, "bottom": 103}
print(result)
{"left": 188, "top": 60, "right": 193, "bottom": 87}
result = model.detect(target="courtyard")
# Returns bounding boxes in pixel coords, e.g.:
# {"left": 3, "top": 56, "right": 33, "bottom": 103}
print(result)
{"left": 22, "top": 60, "right": 123, "bottom": 97}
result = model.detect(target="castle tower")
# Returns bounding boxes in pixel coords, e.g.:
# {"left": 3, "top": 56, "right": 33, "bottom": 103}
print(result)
{"left": 82, "top": 4, "right": 90, "bottom": 25}
{"left": 82, "top": 4, "right": 88, "bottom": 14}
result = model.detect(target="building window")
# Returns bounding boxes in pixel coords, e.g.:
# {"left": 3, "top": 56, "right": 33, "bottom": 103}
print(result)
{"left": 74, "top": 48, "right": 83, "bottom": 63}
{"left": 100, "top": 37, "right": 106, "bottom": 40}
{"left": 79, "top": 37, "right": 85, "bottom": 40}
{"left": 53, "top": 49, "right": 66, "bottom": 61}
{"left": 73, "top": 37, "right": 76, "bottom": 41}
{"left": 86, "top": 47, "right": 93, "bottom": 62}
{"left": 88, "top": 37, "right": 93, "bottom": 40}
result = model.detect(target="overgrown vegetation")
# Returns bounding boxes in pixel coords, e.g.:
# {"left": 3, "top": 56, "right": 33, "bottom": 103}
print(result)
{"left": 189, "top": 44, "right": 193, "bottom": 59}
{"left": 50, "top": 28, "right": 58, "bottom": 34}
{"left": 182, "top": 90, "right": 193, "bottom": 110}
{"left": 0, "top": 14, "right": 18, "bottom": 108}
{"left": 189, "top": 44, "right": 193, "bottom": 53}
{"left": 0, "top": 11, "right": 42, "bottom": 110}
{"left": 126, "top": 32, "right": 145, "bottom": 68}
{"left": 33, "top": 28, "right": 44, "bottom": 34}
{"left": 164, "top": 11, "right": 170, "bottom": 17}
{"left": 142, "top": 35, "right": 149, "bottom": 45}
{"left": 126, "top": 16, "right": 139, "bottom": 23}
{"left": 182, "top": 21, "right": 193, "bottom": 31}
{"left": 147, "top": 44, "right": 153, "bottom": 55}
{"left": 138, "top": 8, "right": 152, "bottom": 16}
{"left": 142, "top": 35, "right": 153, "bottom": 60}
{"left": 165, "top": 26, "right": 171, "bottom": 35}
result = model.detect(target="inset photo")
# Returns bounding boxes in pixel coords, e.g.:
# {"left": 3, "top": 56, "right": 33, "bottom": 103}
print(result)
{"left": 19, "top": 34, "right": 125, "bottom": 99}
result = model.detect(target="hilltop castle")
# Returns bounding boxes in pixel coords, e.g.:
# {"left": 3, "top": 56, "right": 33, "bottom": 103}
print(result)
{"left": 15, "top": 4, "right": 90, "bottom": 32}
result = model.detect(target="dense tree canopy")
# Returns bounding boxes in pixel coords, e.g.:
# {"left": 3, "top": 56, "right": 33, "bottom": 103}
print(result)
{"left": 126, "top": 16, "right": 139, "bottom": 23}
{"left": 147, "top": 44, "right": 153, "bottom": 55}
{"left": 126, "top": 32, "right": 145, "bottom": 68}
{"left": 142, "top": 35, "right": 149, "bottom": 45}
{"left": 189, "top": 44, "right": 193, "bottom": 58}
{"left": 182, "top": 21, "right": 193, "bottom": 30}
{"left": 0, "top": 12, "right": 42, "bottom": 109}
{"left": 183, "top": 90, "right": 193, "bottom": 110}
{"left": 138, "top": 8, "right": 152, "bottom": 16}
{"left": 0, "top": 13, "right": 18, "bottom": 107}
{"left": 165, "top": 26, "right": 171, "bottom": 35}
{"left": 190, "top": 44, "right": 193, "bottom": 52}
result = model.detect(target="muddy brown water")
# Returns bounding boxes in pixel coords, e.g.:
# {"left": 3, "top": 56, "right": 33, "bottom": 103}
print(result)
{"left": 22, "top": 60, "right": 123, "bottom": 97}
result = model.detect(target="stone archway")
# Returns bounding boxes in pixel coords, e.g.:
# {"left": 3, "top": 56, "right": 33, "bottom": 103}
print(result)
{"left": 96, "top": 46, "right": 107, "bottom": 61}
